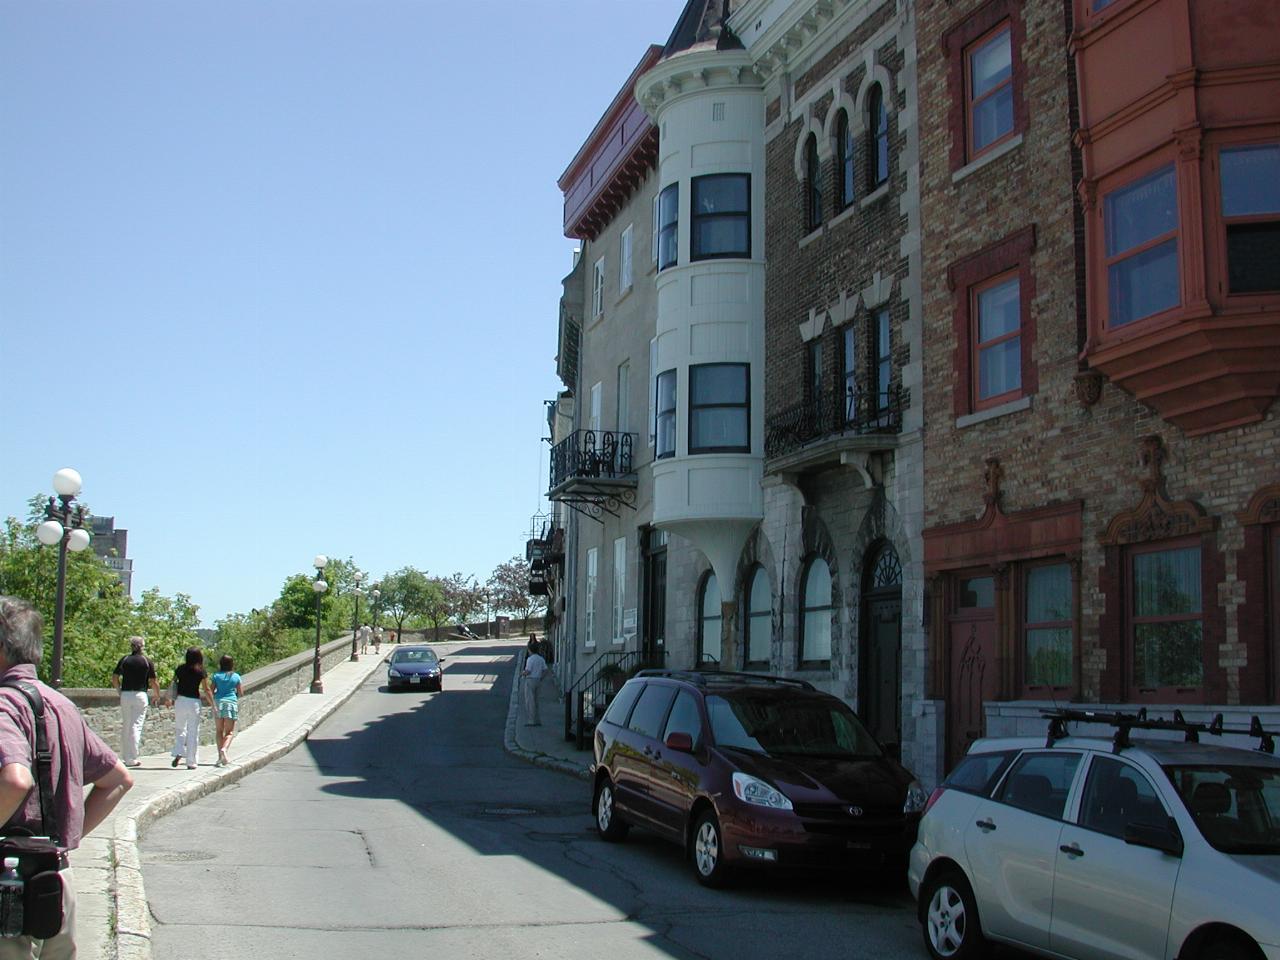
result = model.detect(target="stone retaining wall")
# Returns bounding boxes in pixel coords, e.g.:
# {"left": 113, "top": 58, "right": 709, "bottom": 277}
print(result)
{"left": 66, "top": 636, "right": 362, "bottom": 758}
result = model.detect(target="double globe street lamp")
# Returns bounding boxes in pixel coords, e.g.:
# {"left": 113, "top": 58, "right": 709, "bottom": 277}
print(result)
{"left": 35, "top": 469, "right": 92, "bottom": 688}
{"left": 310, "top": 555, "right": 329, "bottom": 694}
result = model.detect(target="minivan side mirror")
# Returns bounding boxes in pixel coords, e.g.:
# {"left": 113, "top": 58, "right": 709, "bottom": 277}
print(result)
{"left": 1123, "top": 818, "right": 1184, "bottom": 858}
{"left": 665, "top": 732, "right": 694, "bottom": 753}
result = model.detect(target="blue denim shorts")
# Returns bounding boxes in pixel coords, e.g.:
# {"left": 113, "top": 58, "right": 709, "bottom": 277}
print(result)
{"left": 215, "top": 699, "right": 239, "bottom": 720}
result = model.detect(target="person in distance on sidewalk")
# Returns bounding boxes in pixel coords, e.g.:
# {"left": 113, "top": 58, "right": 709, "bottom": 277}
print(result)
{"left": 110, "top": 636, "right": 160, "bottom": 768}
{"left": 210, "top": 656, "right": 243, "bottom": 767}
{"left": 168, "top": 648, "right": 214, "bottom": 770}
{"left": 521, "top": 635, "right": 547, "bottom": 726}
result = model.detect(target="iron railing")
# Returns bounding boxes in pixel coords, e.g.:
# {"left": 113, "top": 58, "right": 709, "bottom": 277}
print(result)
{"left": 549, "top": 429, "right": 637, "bottom": 490}
{"left": 765, "top": 383, "right": 906, "bottom": 459}
{"left": 563, "top": 647, "right": 665, "bottom": 750}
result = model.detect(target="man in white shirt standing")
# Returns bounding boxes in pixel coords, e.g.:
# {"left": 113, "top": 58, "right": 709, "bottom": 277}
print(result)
{"left": 521, "top": 635, "right": 548, "bottom": 726}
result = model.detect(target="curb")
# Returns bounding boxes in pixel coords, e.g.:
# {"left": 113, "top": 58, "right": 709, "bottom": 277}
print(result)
{"left": 108, "top": 653, "right": 391, "bottom": 960}
{"left": 502, "top": 661, "right": 590, "bottom": 782}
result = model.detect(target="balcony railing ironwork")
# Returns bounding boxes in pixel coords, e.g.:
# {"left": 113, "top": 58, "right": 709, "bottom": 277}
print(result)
{"left": 765, "top": 383, "right": 906, "bottom": 460}
{"left": 549, "top": 429, "right": 638, "bottom": 491}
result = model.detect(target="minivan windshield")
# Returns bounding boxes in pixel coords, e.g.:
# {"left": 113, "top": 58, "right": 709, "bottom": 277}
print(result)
{"left": 1166, "top": 763, "right": 1280, "bottom": 854}
{"left": 706, "top": 693, "right": 881, "bottom": 758}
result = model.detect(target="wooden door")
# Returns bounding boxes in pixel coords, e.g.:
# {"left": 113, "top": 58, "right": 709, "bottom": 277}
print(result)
{"left": 864, "top": 595, "right": 902, "bottom": 747}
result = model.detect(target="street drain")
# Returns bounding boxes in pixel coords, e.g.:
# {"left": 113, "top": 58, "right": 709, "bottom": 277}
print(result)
{"left": 482, "top": 806, "right": 538, "bottom": 816}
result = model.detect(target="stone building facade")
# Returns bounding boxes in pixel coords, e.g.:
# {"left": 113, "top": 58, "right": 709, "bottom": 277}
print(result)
{"left": 917, "top": 0, "right": 1280, "bottom": 771}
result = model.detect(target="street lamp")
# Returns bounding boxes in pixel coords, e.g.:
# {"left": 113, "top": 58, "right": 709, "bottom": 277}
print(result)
{"left": 348, "top": 571, "right": 365, "bottom": 662}
{"left": 310, "top": 555, "right": 329, "bottom": 694}
{"left": 35, "top": 468, "right": 92, "bottom": 688}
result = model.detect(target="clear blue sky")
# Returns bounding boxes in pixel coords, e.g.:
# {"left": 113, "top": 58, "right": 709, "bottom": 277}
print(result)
{"left": 0, "top": 0, "right": 685, "bottom": 625}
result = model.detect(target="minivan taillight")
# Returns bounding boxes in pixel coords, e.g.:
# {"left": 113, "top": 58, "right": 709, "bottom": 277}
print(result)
{"left": 923, "top": 786, "right": 946, "bottom": 816}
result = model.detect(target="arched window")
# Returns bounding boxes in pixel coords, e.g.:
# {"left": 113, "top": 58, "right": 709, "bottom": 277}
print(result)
{"left": 805, "top": 134, "right": 823, "bottom": 231}
{"left": 800, "top": 557, "right": 833, "bottom": 663}
{"left": 836, "top": 110, "right": 855, "bottom": 209}
{"left": 867, "top": 84, "right": 889, "bottom": 190}
{"left": 745, "top": 566, "right": 772, "bottom": 666}
{"left": 698, "top": 572, "right": 721, "bottom": 665}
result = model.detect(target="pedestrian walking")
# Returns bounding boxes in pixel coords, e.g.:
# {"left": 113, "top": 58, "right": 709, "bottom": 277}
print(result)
{"left": 0, "top": 596, "right": 133, "bottom": 958}
{"left": 168, "top": 648, "right": 213, "bottom": 770}
{"left": 210, "top": 655, "right": 243, "bottom": 767}
{"left": 373, "top": 627, "right": 382, "bottom": 654}
{"left": 359, "top": 624, "right": 369, "bottom": 655}
{"left": 110, "top": 636, "right": 160, "bottom": 768}
{"left": 521, "top": 635, "right": 547, "bottom": 726}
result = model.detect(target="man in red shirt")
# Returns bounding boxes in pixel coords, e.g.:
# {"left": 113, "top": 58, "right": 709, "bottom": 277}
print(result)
{"left": 0, "top": 597, "right": 133, "bottom": 959}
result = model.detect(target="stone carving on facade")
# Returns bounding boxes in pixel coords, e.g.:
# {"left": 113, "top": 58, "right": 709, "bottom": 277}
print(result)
{"left": 983, "top": 456, "right": 1004, "bottom": 511}
{"left": 1099, "top": 435, "right": 1217, "bottom": 545}
{"left": 1073, "top": 369, "right": 1104, "bottom": 407}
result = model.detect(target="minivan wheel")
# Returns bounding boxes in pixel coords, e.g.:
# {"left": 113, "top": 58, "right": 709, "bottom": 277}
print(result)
{"left": 921, "top": 870, "right": 985, "bottom": 960}
{"left": 691, "top": 810, "right": 730, "bottom": 887}
{"left": 594, "top": 779, "right": 628, "bottom": 841}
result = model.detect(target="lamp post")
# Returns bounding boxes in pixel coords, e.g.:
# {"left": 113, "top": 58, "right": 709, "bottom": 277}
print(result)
{"left": 35, "top": 469, "right": 92, "bottom": 688}
{"left": 310, "top": 555, "right": 329, "bottom": 694}
{"left": 348, "top": 571, "right": 365, "bottom": 662}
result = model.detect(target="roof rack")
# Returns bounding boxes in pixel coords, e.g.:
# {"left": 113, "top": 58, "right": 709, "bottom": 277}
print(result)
{"left": 634, "top": 669, "right": 816, "bottom": 691}
{"left": 1042, "top": 708, "right": 1278, "bottom": 756}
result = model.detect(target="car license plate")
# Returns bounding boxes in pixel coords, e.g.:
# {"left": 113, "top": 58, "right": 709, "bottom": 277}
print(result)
{"left": 846, "top": 840, "right": 872, "bottom": 850}
{"left": 410, "top": 675, "right": 421, "bottom": 684}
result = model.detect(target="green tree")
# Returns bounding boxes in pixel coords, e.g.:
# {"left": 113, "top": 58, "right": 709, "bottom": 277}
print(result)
{"left": 487, "top": 555, "right": 546, "bottom": 627}
{"left": 421, "top": 576, "right": 452, "bottom": 641}
{"left": 442, "top": 572, "right": 482, "bottom": 627}
{"left": 380, "top": 567, "right": 436, "bottom": 638}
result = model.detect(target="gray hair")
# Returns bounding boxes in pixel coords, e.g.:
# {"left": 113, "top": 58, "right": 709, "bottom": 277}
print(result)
{"left": 129, "top": 636, "right": 145, "bottom": 654}
{"left": 0, "top": 596, "right": 44, "bottom": 667}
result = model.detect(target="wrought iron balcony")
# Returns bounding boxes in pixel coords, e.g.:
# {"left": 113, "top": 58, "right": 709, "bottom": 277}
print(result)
{"left": 765, "top": 383, "right": 906, "bottom": 461}
{"left": 548, "top": 429, "right": 639, "bottom": 521}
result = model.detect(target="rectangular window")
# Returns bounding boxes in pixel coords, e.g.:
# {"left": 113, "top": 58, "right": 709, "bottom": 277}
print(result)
{"left": 612, "top": 537, "right": 626, "bottom": 643}
{"left": 691, "top": 174, "right": 750, "bottom": 260}
{"left": 619, "top": 225, "right": 633, "bottom": 291}
{"left": 1024, "top": 562, "right": 1072, "bottom": 690}
{"left": 842, "top": 326, "right": 857, "bottom": 423}
{"left": 657, "top": 183, "right": 678, "bottom": 270}
{"left": 972, "top": 274, "right": 1021, "bottom": 407}
{"left": 875, "top": 308, "right": 891, "bottom": 412}
{"left": 592, "top": 257, "right": 605, "bottom": 318}
{"left": 616, "top": 362, "right": 630, "bottom": 435}
{"left": 1130, "top": 543, "right": 1203, "bottom": 695}
{"left": 656, "top": 369, "right": 676, "bottom": 458}
{"left": 807, "top": 339, "right": 823, "bottom": 404}
{"left": 647, "top": 339, "right": 657, "bottom": 447}
{"left": 1221, "top": 144, "right": 1280, "bottom": 294}
{"left": 589, "top": 381, "right": 601, "bottom": 434}
{"left": 585, "top": 547, "right": 598, "bottom": 648}
{"left": 966, "top": 25, "right": 1014, "bottom": 158}
{"left": 1105, "top": 165, "right": 1180, "bottom": 327}
{"left": 689, "top": 363, "right": 749, "bottom": 454}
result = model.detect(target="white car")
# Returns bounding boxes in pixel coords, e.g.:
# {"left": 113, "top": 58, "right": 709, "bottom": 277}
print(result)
{"left": 908, "top": 710, "right": 1280, "bottom": 960}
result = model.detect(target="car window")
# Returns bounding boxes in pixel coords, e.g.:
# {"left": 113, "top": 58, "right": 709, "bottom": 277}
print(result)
{"left": 996, "top": 751, "right": 1082, "bottom": 820}
{"left": 1078, "top": 756, "right": 1168, "bottom": 838}
{"left": 391, "top": 649, "right": 437, "bottom": 664}
{"left": 602, "top": 681, "right": 643, "bottom": 727}
{"left": 1166, "top": 763, "right": 1280, "bottom": 854}
{"left": 662, "top": 691, "right": 702, "bottom": 745}
{"left": 945, "top": 751, "right": 1017, "bottom": 797}
{"left": 627, "top": 684, "right": 676, "bottom": 740}
{"left": 705, "top": 693, "right": 881, "bottom": 758}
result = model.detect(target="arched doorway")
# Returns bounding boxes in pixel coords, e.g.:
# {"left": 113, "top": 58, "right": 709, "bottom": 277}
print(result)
{"left": 860, "top": 541, "right": 902, "bottom": 748}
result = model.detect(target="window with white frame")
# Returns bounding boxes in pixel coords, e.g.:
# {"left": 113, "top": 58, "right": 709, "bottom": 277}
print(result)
{"left": 656, "top": 369, "right": 676, "bottom": 458}
{"left": 592, "top": 256, "right": 605, "bottom": 318}
{"left": 585, "top": 547, "right": 598, "bottom": 647}
{"left": 648, "top": 339, "right": 657, "bottom": 447}
{"left": 746, "top": 566, "right": 771, "bottom": 665}
{"left": 616, "top": 361, "right": 630, "bottom": 435}
{"left": 692, "top": 174, "right": 750, "bottom": 260}
{"left": 612, "top": 537, "right": 626, "bottom": 643}
{"left": 689, "top": 363, "right": 749, "bottom": 454}
{"left": 800, "top": 556, "right": 833, "bottom": 663}
{"left": 589, "top": 381, "right": 602, "bottom": 434}
{"left": 657, "top": 183, "right": 678, "bottom": 270}
{"left": 619, "top": 225, "right": 633, "bottom": 291}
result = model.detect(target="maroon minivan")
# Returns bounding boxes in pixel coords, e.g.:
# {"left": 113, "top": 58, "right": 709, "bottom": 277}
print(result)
{"left": 590, "top": 670, "right": 927, "bottom": 886}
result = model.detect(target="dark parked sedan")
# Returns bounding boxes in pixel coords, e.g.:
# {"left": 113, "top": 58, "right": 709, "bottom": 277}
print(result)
{"left": 386, "top": 645, "right": 444, "bottom": 691}
{"left": 590, "top": 670, "right": 927, "bottom": 886}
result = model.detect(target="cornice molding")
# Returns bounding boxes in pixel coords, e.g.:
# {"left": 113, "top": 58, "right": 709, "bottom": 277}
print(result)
{"left": 741, "top": 0, "right": 867, "bottom": 81}
{"left": 636, "top": 49, "right": 761, "bottom": 117}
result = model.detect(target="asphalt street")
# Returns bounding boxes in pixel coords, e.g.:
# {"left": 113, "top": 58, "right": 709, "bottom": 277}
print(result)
{"left": 141, "top": 640, "right": 936, "bottom": 960}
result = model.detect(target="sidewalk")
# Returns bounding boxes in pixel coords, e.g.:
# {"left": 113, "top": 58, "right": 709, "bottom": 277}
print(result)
{"left": 71, "top": 647, "right": 397, "bottom": 960}
{"left": 503, "top": 657, "right": 593, "bottom": 781}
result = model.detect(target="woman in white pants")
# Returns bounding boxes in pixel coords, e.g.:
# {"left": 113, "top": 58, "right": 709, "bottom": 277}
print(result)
{"left": 111, "top": 636, "right": 160, "bottom": 767}
{"left": 168, "top": 646, "right": 214, "bottom": 769}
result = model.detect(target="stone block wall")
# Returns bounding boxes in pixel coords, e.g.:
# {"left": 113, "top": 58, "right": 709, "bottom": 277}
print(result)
{"left": 69, "top": 636, "right": 358, "bottom": 759}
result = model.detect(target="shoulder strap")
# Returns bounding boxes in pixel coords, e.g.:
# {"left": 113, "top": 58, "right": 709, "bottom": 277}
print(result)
{"left": 0, "top": 679, "right": 57, "bottom": 843}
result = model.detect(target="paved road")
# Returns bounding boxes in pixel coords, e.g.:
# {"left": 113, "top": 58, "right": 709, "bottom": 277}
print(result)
{"left": 141, "top": 640, "right": 933, "bottom": 960}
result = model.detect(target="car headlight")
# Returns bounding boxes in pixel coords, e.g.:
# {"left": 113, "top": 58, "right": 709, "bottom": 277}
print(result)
{"left": 904, "top": 779, "right": 928, "bottom": 814}
{"left": 426, "top": 667, "right": 440, "bottom": 676}
{"left": 388, "top": 668, "right": 402, "bottom": 678}
{"left": 731, "top": 772, "right": 793, "bottom": 810}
